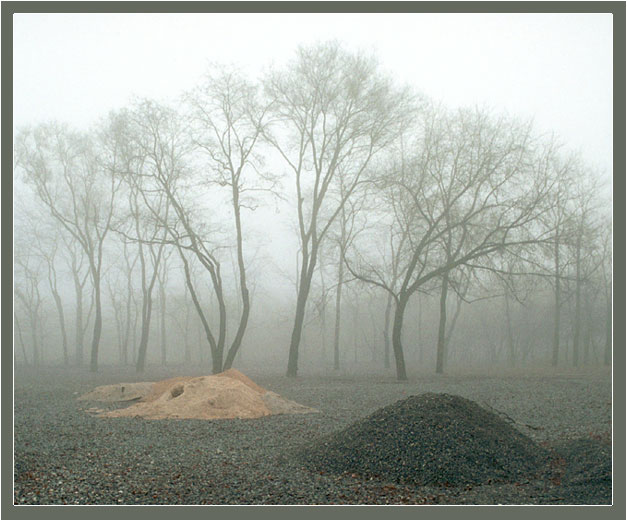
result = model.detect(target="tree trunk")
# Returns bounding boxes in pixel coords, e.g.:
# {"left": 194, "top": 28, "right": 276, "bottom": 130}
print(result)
{"left": 223, "top": 289, "right": 249, "bottom": 370}
{"left": 417, "top": 294, "right": 423, "bottom": 363}
{"left": 435, "top": 272, "right": 449, "bottom": 374}
{"left": 604, "top": 288, "right": 612, "bottom": 365}
{"left": 353, "top": 302, "right": 359, "bottom": 364}
{"left": 184, "top": 284, "right": 191, "bottom": 363}
{"left": 551, "top": 233, "right": 561, "bottom": 367}
{"left": 135, "top": 296, "right": 153, "bottom": 373}
{"left": 383, "top": 292, "right": 392, "bottom": 369}
{"left": 583, "top": 285, "right": 591, "bottom": 365}
{"left": 160, "top": 282, "right": 167, "bottom": 366}
{"left": 89, "top": 276, "right": 102, "bottom": 373}
{"left": 131, "top": 293, "right": 139, "bottom": 364}
{"left": 179, "top": 250, "right": 222, "bottom": 373}
{"left": 224, "top": 185, "right": 252, "bottom": 370}
{"left": 573, "top": 234, "right": 582, "bottom": 367}
{"left": 287, "top": 247, "right": 316, "bottom": 377}
{"left": 51, "top": 291, "right": 69, "bottom": 366}
{"left": 391, "top": 296, "right": 408, "bottom": 381}
{"left": 15, "top": 314, "right": 29, "bottom": 365}
{"left": 287, "top": 288, "right": 309, "bottom": 377}
{"left": 504, "top": 289, "right": 516, "bottom": 367}
{"left": 73, "top": 272, "right": 85, "bottom": 366}
{"left": 333, "top": 259, "right": 344, "bottom": 371}
{"left": 122, "top": 283, "right": 132, "bottom": 366}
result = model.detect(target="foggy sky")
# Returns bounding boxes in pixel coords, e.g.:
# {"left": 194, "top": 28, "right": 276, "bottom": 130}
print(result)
{"left": 14, "top": 12, "right": 613, "bottom": 184}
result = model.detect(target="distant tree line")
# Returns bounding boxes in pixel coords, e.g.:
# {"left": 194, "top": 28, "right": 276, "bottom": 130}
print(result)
{"left": 14, "top": 41, "right": 612, "bottom": 380}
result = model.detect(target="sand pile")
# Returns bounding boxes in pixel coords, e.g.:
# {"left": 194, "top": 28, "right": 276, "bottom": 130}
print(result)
{"left": 78, "top": 382, "right": 154, "bottom": 402}
{"left": 298, "top": 393, "right": 550, "bottom": 486}
{"left": 80, "top": 369, "right": 318, "bottom": 420}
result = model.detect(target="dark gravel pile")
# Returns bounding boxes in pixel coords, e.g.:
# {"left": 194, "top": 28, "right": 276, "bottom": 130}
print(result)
{"left": 548, "top": 438, "right": 612, "bottom": 505}
{"left": 13, "top": 365, "right": 612, "bottom": 506}
{"left": 296, "top": 393, "right": 550, "bottom": 486}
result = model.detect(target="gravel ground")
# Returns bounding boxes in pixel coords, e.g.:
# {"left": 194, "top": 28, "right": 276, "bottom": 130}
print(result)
{"left": 13, "top": 365, "right": 612, "bottom": 505}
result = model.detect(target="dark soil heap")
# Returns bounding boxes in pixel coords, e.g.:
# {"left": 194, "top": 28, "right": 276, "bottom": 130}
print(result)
{"left": 298, "top": 393, "right": 550, "bottom": 486}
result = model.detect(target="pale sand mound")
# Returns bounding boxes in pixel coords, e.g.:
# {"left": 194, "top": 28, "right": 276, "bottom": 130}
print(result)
{"left": 78, "top": 382, "right": 154, "bottom": 402}
{"left": 82, "top": 369, "right": 318, "bottom": 420}
{"left": 215, "top": 368, "right": 267, "bottom": 394}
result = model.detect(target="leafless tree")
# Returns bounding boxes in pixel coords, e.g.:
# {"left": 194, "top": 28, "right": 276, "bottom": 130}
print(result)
{"left": 563, "top": 172, "right": 605, "bottom": 367}
{"left": 599, "top": 221, "right": 612, "bottom": 366}
{"left": 347, "top": 105, "right": 554, "bottom": 380}
{"left": 105, "top": 240, "right": 139, "bottom": 365}
{"left": 15, "top": 123, "right": 122, "bottom": 371}
{"left": 186, "top": 67, "right": 275, "bottom": 370}
{"left": 264, "top": 41, "right": 416, "bottom": 377}
{"left": 37, "top": 229, "right": 70, "bottom": 366}
{"left": 114, "top": 98, "right": 255, "bottom": 374}
{"left": 14, "top": 248, "right": 45, "bottom": 367}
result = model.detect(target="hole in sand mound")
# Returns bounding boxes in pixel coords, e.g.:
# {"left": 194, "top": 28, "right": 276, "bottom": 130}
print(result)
{"left": 79, "top": 369, "right": 319, "bottom": 420}
{"left": 297, "top": 393, "right": 550, "bottom": 486}
{"left": 170, "top": 385, "right": 184, "bottom": 399}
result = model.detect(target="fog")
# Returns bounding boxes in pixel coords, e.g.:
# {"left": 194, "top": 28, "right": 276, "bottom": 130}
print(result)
{"left": 13, "top": 14, "right": 613, "bottom": 380}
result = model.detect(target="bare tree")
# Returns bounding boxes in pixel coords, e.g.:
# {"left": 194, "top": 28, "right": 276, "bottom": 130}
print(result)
{"left": 564, "top": 172, "right": 604, "bottom": 367}
{"left": 105, "top": 240, "right": 139, "bottom": 365}
{"left": 540, "top": 150, "right": 579, "bottom": 367}
{"left": 435, "top": 266, "right": 473, "bottom": 373}
{"left": 599, "top": 221, "right": 612, "bottom": 366}
{"left": 328, "top": 177, "right": 368, "bottom": 370}
{"left": 105, "top": 106, "right": 178, "bottom": 372}
{"left": 14, "top": 252, "right": 45, "bottom": 367}
{"left": 60, "top": 232, "right": 93, "bottom": 365}
{"left": 114, "top": 99, "right": 250, "bottom": 374}
{"left": 38, "top": 231, "right": 70, "bottom": 366}
{"left": 157, "top": 248, "right": 173, "bottom": 365}
{"left": 16, "top": 207, "right": 72, "bottom": 366}
{"left": 16, "top": 123, "right": 122, "bottom": 371}
{"left": 347, "top": 106, "right": 554, "bottom": 380}
{"left": 264, "top": 41, "right": 415, "bottom": 377}
{"left": 186, "top": 67, "right": 274, "bottom": 370}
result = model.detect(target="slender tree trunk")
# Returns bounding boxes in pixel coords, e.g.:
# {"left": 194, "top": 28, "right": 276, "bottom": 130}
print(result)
{"left": 383, "top": 292, "right": 392, "bottom": 369}
{"left": 51, "top": 291, "right": 69, "bottom": 366}
{"left": 573, "top": 234, "right": 582, "bottom": 367}
{"left": 89, "top": 275, "right": 102, "bottom": 373}
{"left": 131, "top": 293, "right": 139, "bottom": 364}
{"left": 333, "top": 258, "right": 344, "bottom": 371}
{"left": 122, "top": 283, "right": 132, "bottom": 366}
{"left": 15, "top": 314, "right": 29, "bottom": 366}
{"left": 135, "top": 295, "right": 153, "bottom": 373}
{"left": 196, "top": 318, "right": 203, "bottom": 364}
{"left": 417, "top": 294, "right": 423, "bottom": 364}
{"left": 184, "top": 284, "right": 191, "bottom": 363}
{"left": 604, "top": 288, "right": 612, "bottom": 366}
{"left": 287, "top": 288, "right": 309, "bottom": 377}
{"left": 435, "top": 272, "right": 449, "bottom": 374}
{"left": 160, "top": 282, "right": 167, "bottom": 366}
{"left": 552, "top": 234, "right": 561, "bottom": 367}
{"left": 320, "top": 297, "right": 327, "bottom": 368}
{"left": 583, "top": 285, "right": 591, "bottom": 365}
{"left": 391, "top": 295, "right": 408, "bottom": 381}
{"left": 353, "top": 302, "right": 359, "bottom": 365}
{"left": 179, "top": 250, "right": 222, "bottom": 373}
{"left": 113, "top": 308, "right": 123, "bottom": 365}
{"left": 31, "top": 309, "right": 41, "bottom": 367}
{"left": 504, "top": 289, "right": 516, "bottom": 367}
{"left": 223, "top": 188, "right": 251, "bottom": 370}
{"left": 73, "top": 272, "right": 85, "bottom": 366}
{"left": 287, "top": 249, "right": 316, "bottom": 377}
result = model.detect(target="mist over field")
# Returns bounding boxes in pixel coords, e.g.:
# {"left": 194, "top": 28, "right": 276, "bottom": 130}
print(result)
{"left": 11, "top": 11, "right": 614, "bottom": 508}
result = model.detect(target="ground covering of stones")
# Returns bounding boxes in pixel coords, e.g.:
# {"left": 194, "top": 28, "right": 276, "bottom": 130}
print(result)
{"left": 13, "top": 365, "right": 612, "bottom": 505}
